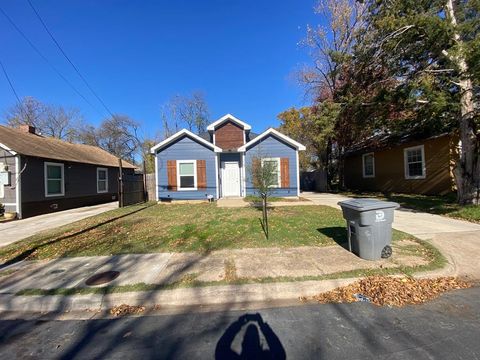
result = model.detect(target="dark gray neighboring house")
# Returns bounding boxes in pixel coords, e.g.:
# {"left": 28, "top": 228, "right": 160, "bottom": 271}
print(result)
{"left": 0, "top": 125, "right": 136, "bottom": 219}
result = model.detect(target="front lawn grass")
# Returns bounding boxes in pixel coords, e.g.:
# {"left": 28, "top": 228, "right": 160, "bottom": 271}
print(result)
{"left": 341, "top": 191, "right": 480, "bottom": 223}
{"left": 0, "top": 203, "right": 412, "bottom": 263}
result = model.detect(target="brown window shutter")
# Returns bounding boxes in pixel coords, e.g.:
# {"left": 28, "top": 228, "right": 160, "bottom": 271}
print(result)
{"left": 280, "top": 158, "right": 290, "bottom": 188}
{"left": 167, "top": 160, "right": 177, "bottom": 191}
{"left": 197, "top": 160, "right": 207, "bottom": 189}
{"left": 252, "top": 158, "right": 261, "bottom": 188}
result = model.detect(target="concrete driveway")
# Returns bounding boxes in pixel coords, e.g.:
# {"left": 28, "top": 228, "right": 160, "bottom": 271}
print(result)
{"left": 0, "top": 202, "right": 118, "bottom": 247}
{"left": 302, "top": 192, "right": 480, "bottom": 279}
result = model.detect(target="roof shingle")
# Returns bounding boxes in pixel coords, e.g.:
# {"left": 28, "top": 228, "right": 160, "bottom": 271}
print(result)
{"left": 0, "top": 125, "right": 136, "bottom": 168}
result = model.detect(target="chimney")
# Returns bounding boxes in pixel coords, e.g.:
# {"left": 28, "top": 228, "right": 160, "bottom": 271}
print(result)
{"left": 19, "top": 125, "right": 36, "bottom": 134}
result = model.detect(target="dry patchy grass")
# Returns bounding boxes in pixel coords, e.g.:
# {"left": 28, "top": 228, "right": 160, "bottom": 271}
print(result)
{"left": 0, "top": 203, "right": 415, "bottom": 263}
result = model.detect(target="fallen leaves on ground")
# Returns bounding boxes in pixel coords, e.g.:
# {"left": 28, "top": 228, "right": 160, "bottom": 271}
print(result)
{"left": 310, "top": 276, "right": 471, "bottom": 307}
{"left": 109, "top": 304, "right": 146, "bottom": 316}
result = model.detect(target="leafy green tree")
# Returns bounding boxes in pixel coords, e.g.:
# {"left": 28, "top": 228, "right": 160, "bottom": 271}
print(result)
{"left": 345, "top": 0, "right": 479, "bottom": 204}
{"left": 278, "top": 104, "right": 338, "bottom": 187}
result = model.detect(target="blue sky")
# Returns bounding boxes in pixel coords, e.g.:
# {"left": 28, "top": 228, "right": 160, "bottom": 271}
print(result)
{"left": 0, "top": 0, "right": 319, "bottom": 137}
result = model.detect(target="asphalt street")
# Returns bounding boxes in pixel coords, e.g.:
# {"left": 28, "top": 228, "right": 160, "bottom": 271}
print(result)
{"left": 0, "top": 287, "right": 479, "bottom": 359}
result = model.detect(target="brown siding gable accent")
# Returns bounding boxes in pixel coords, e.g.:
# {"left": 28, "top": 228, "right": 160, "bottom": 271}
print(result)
{"left": 214, "top": 121, "right": 244, "bottom": 150}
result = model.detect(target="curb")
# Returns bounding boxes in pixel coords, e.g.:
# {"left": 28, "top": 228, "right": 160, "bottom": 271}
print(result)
{"left": 0, "top": 266, "right": 466, "bottom": 313}
{"left": 0, "top": 278, "right": 360, "bottom": 313}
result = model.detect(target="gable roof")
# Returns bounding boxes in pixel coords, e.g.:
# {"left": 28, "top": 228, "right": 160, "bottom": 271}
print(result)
{"left": 0, "top": 125, "right": 136, "bottom": 168}
{"left": 237, "top": 128, "right": 306, "bottom": 152}
{"left": 206, "top": 114, "right": 252, "bottom": 131}
{"left": 150, "top": 128, "right": 222, "bottom": 153}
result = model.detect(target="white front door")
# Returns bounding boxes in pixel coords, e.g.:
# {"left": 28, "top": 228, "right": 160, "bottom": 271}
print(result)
{"left": 222, "top": 161, "right": 240, "bottom": 197}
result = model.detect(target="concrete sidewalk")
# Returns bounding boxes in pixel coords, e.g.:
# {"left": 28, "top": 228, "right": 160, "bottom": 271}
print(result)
{"left": 0, "top": 240, "right": 430, "bottom": 312}
{"left": 302, "top": 192, "right": 480, "bottom": 279}
{"left": 0, "top": 202, "right": 118, "bottom": 247}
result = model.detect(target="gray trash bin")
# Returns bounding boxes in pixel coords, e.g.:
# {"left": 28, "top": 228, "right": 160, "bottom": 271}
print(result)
{"left": 338, "top": 199, "right": 399, "bottom": 260}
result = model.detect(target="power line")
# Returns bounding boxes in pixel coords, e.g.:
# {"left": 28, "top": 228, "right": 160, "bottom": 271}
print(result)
{"left": 0, "top": 59, "right": 22, "bottom": 104}
{"left": 0, "top": 6, "right": 103, "bottom": 116}
{"left": 27, "top": 0, "right": 116, "bottom": 118}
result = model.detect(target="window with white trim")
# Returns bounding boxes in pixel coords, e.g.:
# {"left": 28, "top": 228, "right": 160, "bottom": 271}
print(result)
{"left": 97, "top": 168, "right": 108, "bottom": 193}
{"left": 362, "top": 153, "right": 375, "bottom": 178}
{"left": 177, "top": 160, "right": 197, "bottom": 190}
{"left": 261, "top": 157, "right": 281, "bottom": 188}
{"left": 44, "top": 162, "right": 65, "bottom": 197}
{"left": 404, "top": 145, "right": 426, "bottom": 179}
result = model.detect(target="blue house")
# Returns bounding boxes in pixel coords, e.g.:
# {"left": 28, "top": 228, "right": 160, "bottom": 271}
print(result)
{"left": 150, "top": 114, "right": 306, "bottom": 200}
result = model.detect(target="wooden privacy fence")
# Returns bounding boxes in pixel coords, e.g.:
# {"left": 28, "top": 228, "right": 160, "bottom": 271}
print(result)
{"left": 145, "top": 173, "right": 156, "bottom": 201}
{"left": 119, "top": 173, "right": 146, "bottom": 207}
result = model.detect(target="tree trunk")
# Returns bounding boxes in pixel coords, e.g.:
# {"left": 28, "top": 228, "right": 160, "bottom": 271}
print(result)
{"left": 454, "top": 77, "right": 480, "bottom": 205}
{"left": 446, "top": 0, "right": 480, "bottom": 205}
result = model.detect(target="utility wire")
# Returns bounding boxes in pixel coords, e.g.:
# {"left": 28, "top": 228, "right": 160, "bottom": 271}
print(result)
{"left": 0, "top": 59, "right": 22, "bottom": 104}
{"left": 0, "top": 6, "right": 103, "bottom": 116}
{"left": 27, "top": 0, "right": 116, "bottom": 118}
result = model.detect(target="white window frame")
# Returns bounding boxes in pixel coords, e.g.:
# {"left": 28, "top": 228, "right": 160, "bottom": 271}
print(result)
{"left": 261, "top": 157, "right": 281, "bottom": 188}
{"left": 177, "top": 160, "right": 197, "bottom": 191}
{"left": 404, "top": 145, "right": 426, "bottom": 179}
{"left": 96, "top": 167, "right": 109, "bottom": 193}
{"left": 362, "top": 152, "right": 375, "bottom": 178}
{"left": 44, "top": 162, "right": 65, "bottom": 197}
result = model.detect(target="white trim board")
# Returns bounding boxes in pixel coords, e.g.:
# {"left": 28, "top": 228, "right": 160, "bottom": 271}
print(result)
{"left": 215, "top": 153, "right": 220, "bottom": 199}
{"left": 238, "top": 128, "right": 306, "bottom": 152}
{"left": 0, "top": 142, "right": 17, "bottom": 155}
{"left": 296, "top": 151, "right": 300, "bottom": 197}
{"left": 207, "top": 113, "right": 252, "bottom": 131}
{"left": 15, "top": 155, "right": 22, "bottom": 218}
{"left": 155, "top": 154, "right": 159, "bottom": 200}
{"left": 150, "top": 129, "right": 222, "bottom": 153}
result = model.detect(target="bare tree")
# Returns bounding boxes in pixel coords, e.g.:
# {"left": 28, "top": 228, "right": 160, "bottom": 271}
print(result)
{"left": 4, "top": 96, "right": 45, "bottom": 130}
{"left": 301, "top": 0, "right": 367, "bottom": 99}
{"left": 4, "top": 96, "right": 83, "bottom": 141}
{"left": 77, "top": 115, "right": 141, "bottom": 163}
{"left": 43, "top": 106, "right": 83, "bottom": 141}
{"left": 159, "top": 91, "right": 210, "bottom": 138}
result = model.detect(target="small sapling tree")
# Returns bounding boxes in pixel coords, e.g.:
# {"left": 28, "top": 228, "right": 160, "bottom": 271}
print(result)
{"left": 247, "top": 153, "right": 280, "bottom": 239}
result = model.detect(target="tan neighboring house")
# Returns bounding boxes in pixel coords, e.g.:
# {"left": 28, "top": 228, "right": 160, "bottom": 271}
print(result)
{"left": 0, "top": 125, "right": 136, "bottom": 218}
{"left": 344, "top": 133, "right": 458, "bottom": 195}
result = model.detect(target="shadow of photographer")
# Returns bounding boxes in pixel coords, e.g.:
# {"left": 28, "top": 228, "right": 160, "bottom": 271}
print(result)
{"left": 215, "top": 313, "right": 286, "bottom": 359}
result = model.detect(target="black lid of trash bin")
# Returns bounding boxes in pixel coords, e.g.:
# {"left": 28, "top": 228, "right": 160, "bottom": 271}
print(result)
{"left": 337, "top": 198, "right": 399, "bottom": 211}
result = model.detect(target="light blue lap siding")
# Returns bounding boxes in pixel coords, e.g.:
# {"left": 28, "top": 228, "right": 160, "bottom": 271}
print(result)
{"left": 245, "top": 134, "right": 298, "bottom": 197}
{"left": 156, "top": 135, "right": 217, "bottom": 200}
